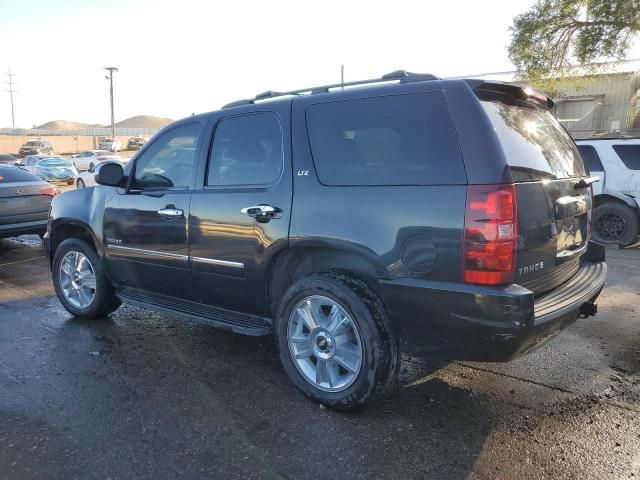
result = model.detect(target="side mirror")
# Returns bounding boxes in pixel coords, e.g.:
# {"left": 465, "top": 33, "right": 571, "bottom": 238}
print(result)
{"left": 94, "top": 161, "right": 125, "bottom": 187}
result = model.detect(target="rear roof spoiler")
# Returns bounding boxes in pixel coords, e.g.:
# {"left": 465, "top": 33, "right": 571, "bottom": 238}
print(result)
{"left": 466, "top": 80, "right": 554, "bottom": 109}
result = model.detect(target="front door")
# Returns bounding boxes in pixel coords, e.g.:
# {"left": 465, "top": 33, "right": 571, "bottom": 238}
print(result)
{"left": 103, "top": 122, "right": 202, "bottom": 299}
{"left": 189, "top": 105, "right": 292, "bottom": 315}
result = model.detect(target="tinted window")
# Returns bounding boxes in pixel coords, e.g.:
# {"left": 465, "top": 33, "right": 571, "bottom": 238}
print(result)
{"left": 577, "top": 145, "right": 604, "bottom": 172}
{"left": 133, "top": 123, "right": 200, "bottom": 189}
{"left": 306, "top": 93, "right": 465, "bottom": 186}
{"left": 479, "top": 97, "right": 586, "bottom": 181}
{"left": 0, "top": 165, "right": 41, "bottom": 183}
{"left": 613, "top": 145, "right": 640, "bottom": 170}
{"left": 207, "top": 113, "right": 283, "bottom": 186}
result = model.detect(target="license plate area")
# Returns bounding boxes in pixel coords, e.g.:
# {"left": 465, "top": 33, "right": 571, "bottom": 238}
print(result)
{"left": 554, "top": 195, "right": 589, "bottom": 260}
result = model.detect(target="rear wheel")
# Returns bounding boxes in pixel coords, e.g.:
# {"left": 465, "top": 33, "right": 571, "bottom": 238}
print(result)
{"left": 593, "top": 202, "right": 639, "bottom": 246}
{"left": 276, "top": 273, "right": 399, "bottom": 410}
{"left": 52, "top": 238, "right": 120, "bottom": 319}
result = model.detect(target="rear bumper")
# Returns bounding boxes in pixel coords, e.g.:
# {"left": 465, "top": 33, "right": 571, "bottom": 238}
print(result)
{"left": 380, "top": 242, "right": 607, "bottom": 361}
{"left": 0, "top": 220, "right": 48, "bottom": 239}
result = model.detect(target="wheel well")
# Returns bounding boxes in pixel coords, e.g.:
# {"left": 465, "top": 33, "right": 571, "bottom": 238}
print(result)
{"left": 49, "top": 223, "right": 96, "bottom": 264}
{"left": 266, "top": 247, "right": 381, "bottom": 316}
{"left": 594, "top": 194, "right": 638, "bottom": 212}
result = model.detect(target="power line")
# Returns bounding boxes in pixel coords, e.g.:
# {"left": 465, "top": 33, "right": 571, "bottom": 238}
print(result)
{"left": 5, "top": 68, "right": 16, "bottom": 129}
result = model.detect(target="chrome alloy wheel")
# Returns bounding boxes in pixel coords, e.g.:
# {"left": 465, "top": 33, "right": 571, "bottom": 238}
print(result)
{"left": 59, "top": 251, "right": 97, "bottom": 309}
{"left": 287, "top": 295, "right": 363, "bottom": 392}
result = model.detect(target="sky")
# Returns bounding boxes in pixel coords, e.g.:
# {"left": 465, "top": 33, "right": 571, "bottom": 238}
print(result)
{"left": 0, "top": 0, "right": 637, "bottom": 128}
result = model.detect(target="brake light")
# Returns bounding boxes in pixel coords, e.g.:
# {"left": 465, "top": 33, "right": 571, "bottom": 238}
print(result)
{"left": 464, "top": 184, "right": 517, "bottom": 285}
{"left": 39, "top": 186, "right": 59, "bottom": 197}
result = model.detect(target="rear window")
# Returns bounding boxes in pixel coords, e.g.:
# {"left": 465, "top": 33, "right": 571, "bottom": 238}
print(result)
{"left": 0, "top": 165, "right": 41, "bottom": 183}
{"left": 613, "top": 145, "right": 640, "bottom": 170}
{"left": 306, "top": 93, "right": 465, "bottom": 186}
{"left": 479, "top": 97, "right": 586, "bottom": 182}
{"left": 577, "top": 145, "right": 604, "bottom": 172}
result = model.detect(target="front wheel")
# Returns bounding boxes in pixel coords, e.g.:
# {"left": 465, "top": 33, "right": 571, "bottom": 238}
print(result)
{"left": 276, "top": 273, "right": 399, "bottom": 410}
{"left": 593, "top": 202, "right": 639, "bottom": 247}
{"left": 52, "top": 238, "right": 121, "bottom": 319}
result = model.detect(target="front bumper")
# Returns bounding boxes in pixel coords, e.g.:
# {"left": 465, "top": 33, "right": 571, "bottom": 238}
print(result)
{"left": 380, "top": 242, "right": 607, "bottom": 361}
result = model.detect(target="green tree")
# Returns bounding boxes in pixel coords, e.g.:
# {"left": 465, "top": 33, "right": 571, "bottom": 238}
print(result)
{"left": 509, "top": 0, "right": 640, "bottom": 85}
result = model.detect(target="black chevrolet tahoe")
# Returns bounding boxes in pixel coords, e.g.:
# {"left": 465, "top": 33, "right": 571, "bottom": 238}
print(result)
{"left": 45, "top": 71, "right": 607, "bottom": 409}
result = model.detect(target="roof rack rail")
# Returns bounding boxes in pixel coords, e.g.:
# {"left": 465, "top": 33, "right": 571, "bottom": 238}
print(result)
{"left": 222, "top": 70, "right": 438, "bottom": 108}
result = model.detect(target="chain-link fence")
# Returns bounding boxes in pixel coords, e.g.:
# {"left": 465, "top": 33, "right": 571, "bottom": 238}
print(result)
{"left": 0, "top": 127, "right": 160, "bottom": 137}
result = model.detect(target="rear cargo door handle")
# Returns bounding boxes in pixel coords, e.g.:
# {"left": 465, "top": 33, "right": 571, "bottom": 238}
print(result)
{"left": 157, "top": 206, "right": 184, "bottom": 217}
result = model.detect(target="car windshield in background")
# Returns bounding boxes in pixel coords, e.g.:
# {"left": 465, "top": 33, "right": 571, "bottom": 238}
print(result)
{"left": 39, "top": 158, "right": 73, "bottom": 168}
{"left": 479, "top": 97, "right": 586, "bottom": 182}
{"left": 24, "top": 141, "right": 41, "bottom": 147}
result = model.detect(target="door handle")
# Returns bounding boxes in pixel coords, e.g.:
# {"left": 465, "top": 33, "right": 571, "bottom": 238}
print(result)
{"left": 240, "top": 204, "right": 282, "bottom": 223}
{"left": 158, "top": 207, "right": 184, "bottom": 217}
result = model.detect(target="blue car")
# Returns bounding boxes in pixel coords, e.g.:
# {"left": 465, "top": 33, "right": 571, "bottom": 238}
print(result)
{"left": 17, "top": 155, "right": 78, "bottom": 185}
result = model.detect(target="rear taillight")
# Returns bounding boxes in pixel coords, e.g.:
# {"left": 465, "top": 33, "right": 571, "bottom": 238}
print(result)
{"left": 39, "top": 186, "right": 59, "bottom": 197}
{"left": 463, "top": 184, "right": 517, "bottom": 285}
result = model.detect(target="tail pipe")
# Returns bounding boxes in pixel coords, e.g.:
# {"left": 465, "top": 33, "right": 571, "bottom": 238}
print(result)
{"left": 579, "top": 301, "right": 598, "bottom": 318}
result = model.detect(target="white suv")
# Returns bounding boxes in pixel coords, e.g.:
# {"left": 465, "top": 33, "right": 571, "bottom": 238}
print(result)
{"left": 575, "top": 138, "right": 640, "bottom": 246}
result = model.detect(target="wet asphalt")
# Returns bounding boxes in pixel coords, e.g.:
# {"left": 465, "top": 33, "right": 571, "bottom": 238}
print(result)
{"left": 0, "top": 235, "right": 639, "bottom": 480}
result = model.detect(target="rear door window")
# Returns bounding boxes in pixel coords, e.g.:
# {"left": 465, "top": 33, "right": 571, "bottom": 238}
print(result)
{"left": 207, "top": 112, "right": 283, "bottom": 187}
{"left": 479, "top": 95, "right": 586, "bottom": 181}
{"left": 613, "top": 145, "right": 640, "bottom": 170}
{"left": 305, "top": 93, "right": 465, "bottom": 186}
{"left": 577, "top": 145, "right": 604, "bottom": 172}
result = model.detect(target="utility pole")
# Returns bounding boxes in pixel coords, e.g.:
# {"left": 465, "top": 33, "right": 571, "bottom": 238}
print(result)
{"left": 104, "top": 67, "right": 118, "bottom": 139}
{"left": 341, "top": 64, "right": 344, "bottom": 89}
{"left": 5, "top": 68, "right": 16, "bottom": 129}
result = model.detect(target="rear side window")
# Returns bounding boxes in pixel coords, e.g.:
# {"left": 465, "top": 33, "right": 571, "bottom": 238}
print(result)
{"left": 577, "top": 145, "right": 604, "bottom": 172}
{"left": 207, "top": 112, "right": 283, "bottom": 186}
{"left": 0, "top": 166, "right": 41, "bottom": 183}
{"left": 613, "top": 145, "right": 640, "bottom": 170}
{"left": 306, "top": 93, "right": 465, "bottom": 186}
{"left": 479, "top": 96, "right": 586, "bottom": 181}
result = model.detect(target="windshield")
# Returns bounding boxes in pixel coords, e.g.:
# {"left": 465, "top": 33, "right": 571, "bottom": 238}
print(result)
{"left": 479, "top": 96, "right": 586, "bottom": 182}
{"left": 24, "top": 141, "right": 41, "bottom": 147}
{"left": 39, "top": 158, "right": 73, "bottom": 168}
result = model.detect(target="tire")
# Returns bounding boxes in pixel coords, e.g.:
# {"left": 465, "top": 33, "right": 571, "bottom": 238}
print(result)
{"left": 593, "top": 202, "right": 639, "bottom": 247}
{"left": 52, "top": 238, "right": 121, "bottom": 319}
{"left": 276, "top": 273, "right": 399, "bottom": 410}
{"left": 77, "top": 178, "right": 85, "bottom": 189}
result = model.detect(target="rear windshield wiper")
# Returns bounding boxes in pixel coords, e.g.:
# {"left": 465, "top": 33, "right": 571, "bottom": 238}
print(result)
{"left": 573, "top": 176, "right": 600, "bottom": 189}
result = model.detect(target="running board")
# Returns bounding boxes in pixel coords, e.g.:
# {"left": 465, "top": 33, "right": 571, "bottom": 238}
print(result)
{"left": 116, "top": 286, "right": 272, "bottom": 336}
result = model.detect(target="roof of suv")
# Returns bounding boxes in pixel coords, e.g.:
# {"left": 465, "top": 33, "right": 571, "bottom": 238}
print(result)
{"left": 576, "top": 138, "right": 640, "bottom": 145}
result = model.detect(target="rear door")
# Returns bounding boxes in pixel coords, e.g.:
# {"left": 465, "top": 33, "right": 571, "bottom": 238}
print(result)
{"left": 189, "top": 103, "right": 292, "bottom": 315}
{"left": 477, "top": 91, "right": 592, "bottom": 295}
{"left": 0, "top": 166, "right": 51, "bottom": 226}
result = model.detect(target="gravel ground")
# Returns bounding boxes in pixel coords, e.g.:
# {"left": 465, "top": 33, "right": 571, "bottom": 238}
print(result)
{"left": 0, "top": 236, "right": 639, "bottom": 479}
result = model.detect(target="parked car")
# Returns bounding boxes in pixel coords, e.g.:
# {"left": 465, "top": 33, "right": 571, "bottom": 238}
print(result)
{"left": 0, "top": 164, "right": 58, "bottom": 239}
{"left": 16, "top": 155, "right": 78, "bottom": 185}
{"left": 0, "top": 152, "right": 17, "bottom": 164}
{"left": 575, "top": 138, "right": 640, "bottom": 246}
{"left": 18, "top": 139, "right": 53, "bottom": 158}
{"left": 127, "top": 137, "right": 147, "bottom": 150}
{"left": 71, "top": 150, "right": 120, "bottom": 172}
{"left": 45, "top": 71, "right": 606, "bottom": 409}
{"left": 98, "top": 138, "right": 122, "bottom": 152}
{"left": 76, "top": 157, "right": 130, "bottom": 188}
